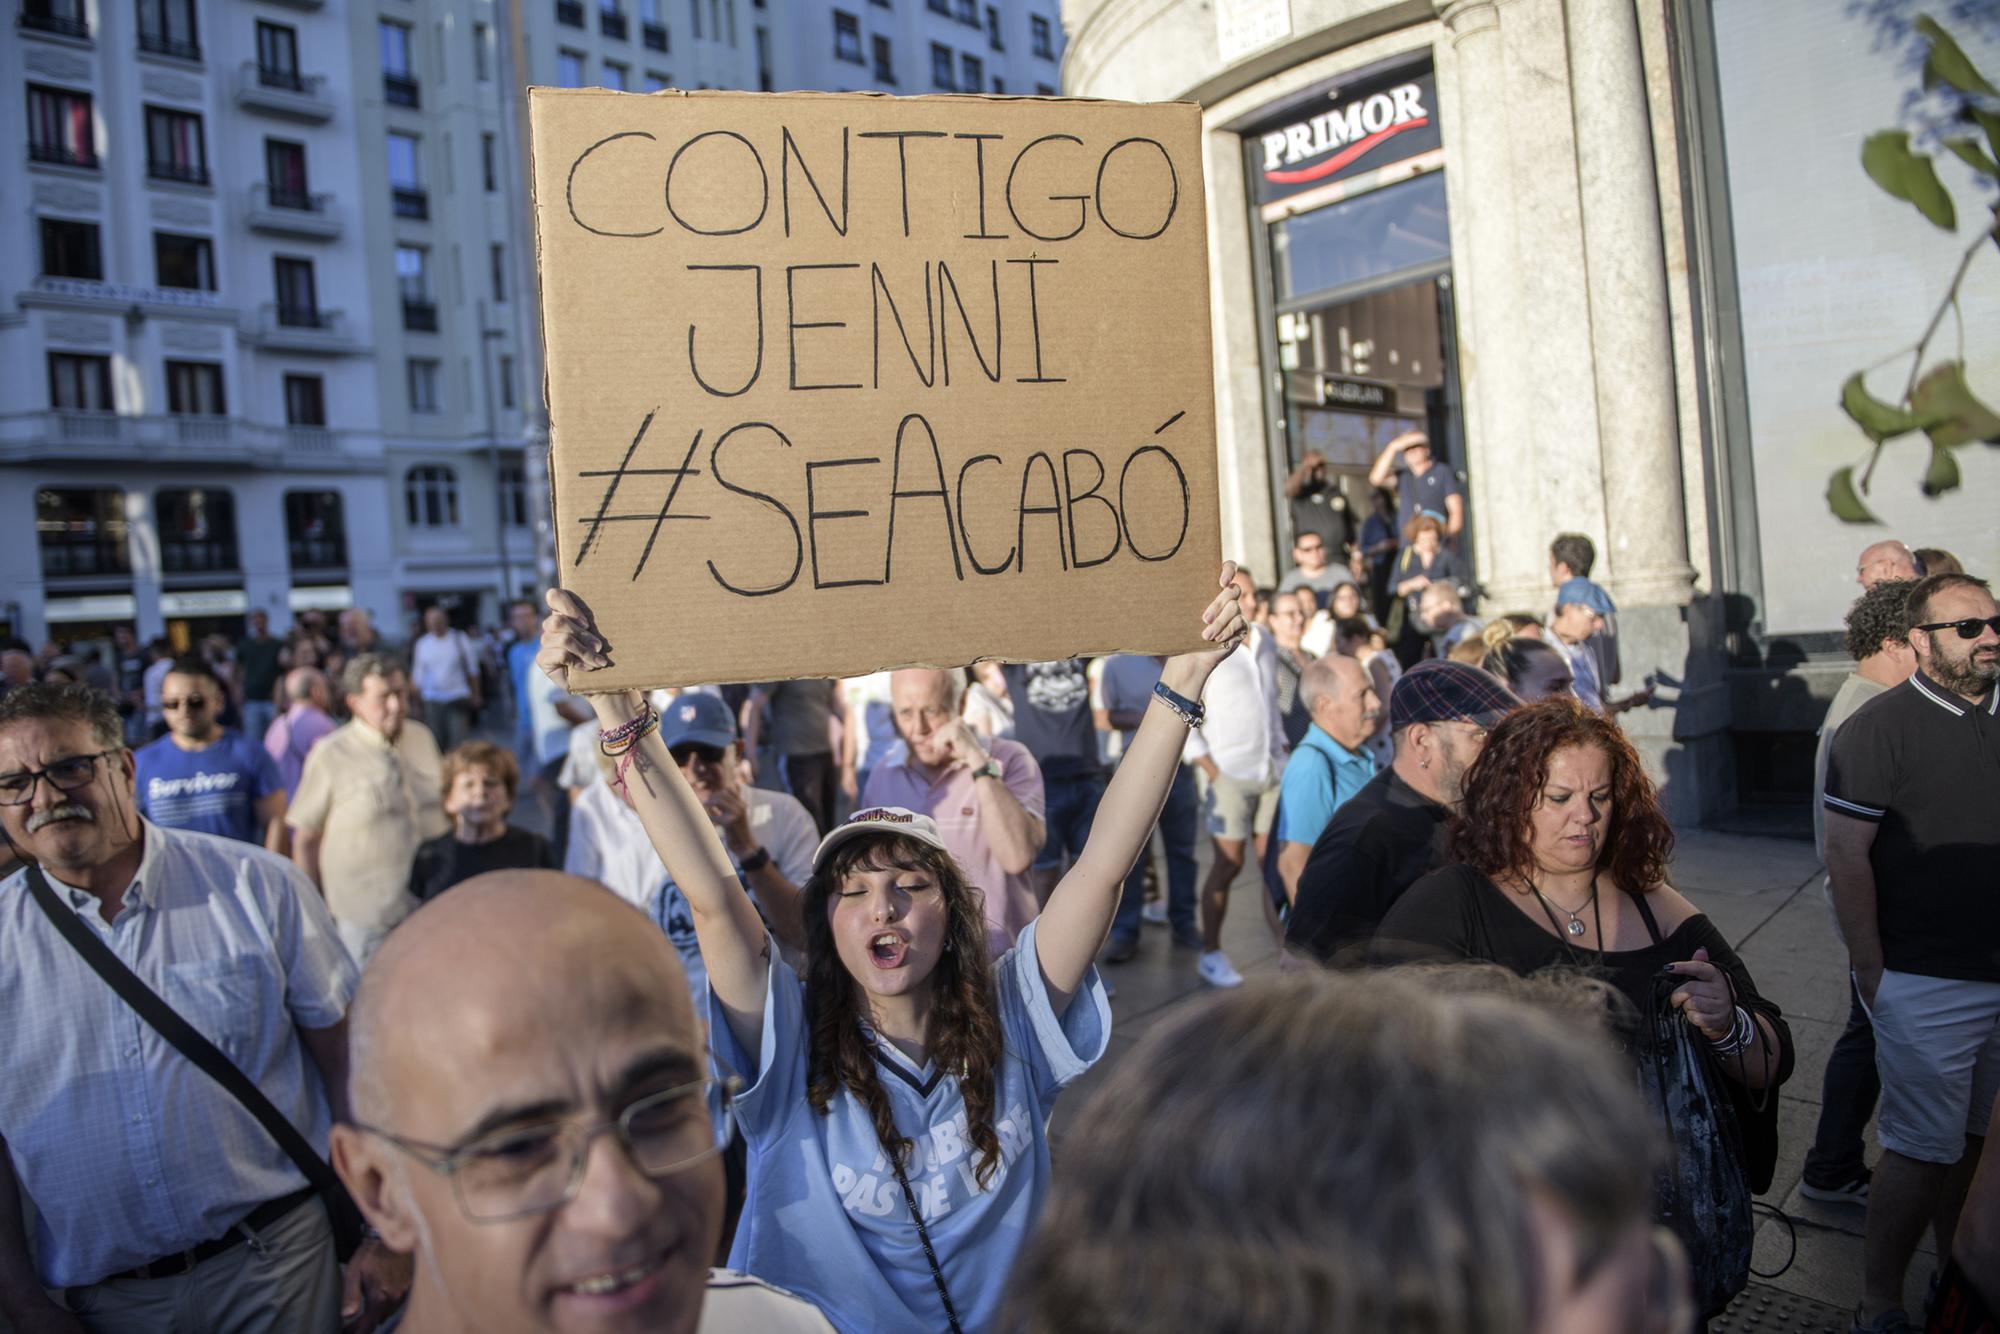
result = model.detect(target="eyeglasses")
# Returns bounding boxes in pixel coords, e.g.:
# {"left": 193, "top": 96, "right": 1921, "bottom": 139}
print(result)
{"left": 670, "top": 743, "right": 726, "bottom": 768}
{"left": 1914, "top": 615, "right": 2000, "bottom": 640}
{"left": 357, "top": 1077, "right": 736, "bottom": 1223}
{"left": 162, "top": 696, "right": 210, "bottom": 712}
{"left": 0, "top": 751, "right": 115, "bottom": 806}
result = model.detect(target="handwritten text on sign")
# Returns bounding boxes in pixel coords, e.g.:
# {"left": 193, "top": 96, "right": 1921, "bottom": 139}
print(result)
{"left": 529, "top": 89, "right": 1219, "bottom": 690}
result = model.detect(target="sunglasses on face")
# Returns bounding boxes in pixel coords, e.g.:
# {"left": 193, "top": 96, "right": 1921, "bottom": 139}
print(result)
{"left": 670, "top": 743, "right": 726, "bottom": 768}
{"left": 162, "top": 696, "right": 209, "bottom": 712}
{"left": 1914, "top": 615, "right": 2000, "bottom": 640}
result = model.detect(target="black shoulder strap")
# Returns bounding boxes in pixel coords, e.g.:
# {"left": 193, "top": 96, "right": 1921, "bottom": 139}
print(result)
{"left": 22, "top": 862, "right": 361, "bottom": 1250}
{"left": 1628, "top": 886, "right": 1665, "bottom": 946}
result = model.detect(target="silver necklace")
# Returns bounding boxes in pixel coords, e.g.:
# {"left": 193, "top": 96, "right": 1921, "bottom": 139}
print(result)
{"left": 1526, "top": 874, "right": 1599, "bottom": 938}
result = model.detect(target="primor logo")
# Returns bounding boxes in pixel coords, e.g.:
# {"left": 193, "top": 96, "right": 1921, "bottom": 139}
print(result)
{"left": 1260, "top": 83, "right": 1429, "bottom": 186}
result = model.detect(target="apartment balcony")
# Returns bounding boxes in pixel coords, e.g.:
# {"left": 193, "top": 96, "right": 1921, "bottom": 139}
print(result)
{"left": 137, "top": 28, "right": 201, "bottom": 61}
{"left": 0, "top": 410, "right": 380, "bottom": 467}
{"left": 248, "top": 303, "right": 361, "bottom": 353}
{"left": 383, "top": 73, "right": 420, "bottom": 108}
{"left": 643, "top": 21, "right": 667, "bottom": 52}
{"left": 244, "top": 183, "right": 342, "bottom": 238}
{"left": 600, "top": 8, "right": 628, "bottom": 40}
{"left": 29, "top": 141, "right": 97, "bottom": 170}
{"left": 148, "top": 159, "right": 211, "bottom": 187}
{"left": 236, "top": 60, "right": 334, "bottom": 122}
{"left": 19, "top": 7, "right": 88, "bottom": 40}
{"left": 556, "top": 0, "right": 584, "bottom": 27}
{"left": 402, "top": 298, "right": 439, "bottom": 332}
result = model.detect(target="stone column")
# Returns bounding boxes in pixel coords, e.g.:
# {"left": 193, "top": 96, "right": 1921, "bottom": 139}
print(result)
{"left": 1567, "top": 0, "right": 1696, "bottom": 607}
{"left": 1435, "top": 0, "right": 1542, "bottom": 609}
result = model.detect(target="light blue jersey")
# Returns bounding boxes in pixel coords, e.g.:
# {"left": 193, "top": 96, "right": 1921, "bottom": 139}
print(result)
{"left": 711, "top": 918, "right": 1110, "bottom": 1334}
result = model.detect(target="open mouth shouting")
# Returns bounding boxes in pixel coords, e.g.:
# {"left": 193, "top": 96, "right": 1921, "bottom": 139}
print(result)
{"left": 868, "top": 931, "right": 910, "bottom": 969}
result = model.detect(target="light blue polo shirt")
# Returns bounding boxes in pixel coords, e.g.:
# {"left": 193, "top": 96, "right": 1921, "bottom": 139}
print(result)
{"left": 710, "top": 918, "right": 1110, "bottom": 1334}
{"left": 1276, "top": 724, "right": 1377, "bottom": 847}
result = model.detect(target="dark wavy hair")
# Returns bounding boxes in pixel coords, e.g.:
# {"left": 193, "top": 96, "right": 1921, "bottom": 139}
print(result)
{"left": 1448, "top": 696, "right": 1673, "bottom": 893}
{"left": 1842, "top": 578, "right": 1916, "bottom": 662}
{"left": 800, "top": 833, "right": 1006, "bottom": 1187}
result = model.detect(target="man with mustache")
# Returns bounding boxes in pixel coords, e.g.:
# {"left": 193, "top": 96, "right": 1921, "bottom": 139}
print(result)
{"left": 330, "top": 870, "right": 832, "bottom": 1333}
{"left": 0, "top": 682, "right": 406, "bottom": 1332}
{"left": 1824, "top": 571, "right": 2000, "bottom": 1334}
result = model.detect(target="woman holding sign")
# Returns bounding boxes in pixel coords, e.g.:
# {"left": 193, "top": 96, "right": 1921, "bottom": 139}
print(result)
{"left": 536, "top": 566, "right": 1247, "bottom": 1334}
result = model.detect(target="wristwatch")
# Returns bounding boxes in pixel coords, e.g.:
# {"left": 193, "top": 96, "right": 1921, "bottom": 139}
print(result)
{"left": 972, "top": 758, "right": 1004, "bottom": 783}
{"left": 738, "top": 845, "right": 772, "bottom": 873}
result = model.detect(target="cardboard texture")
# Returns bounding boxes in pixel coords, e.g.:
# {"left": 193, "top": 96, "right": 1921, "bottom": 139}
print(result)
{"left": 529, "top": 88, "right": 1221, "bottom": 690}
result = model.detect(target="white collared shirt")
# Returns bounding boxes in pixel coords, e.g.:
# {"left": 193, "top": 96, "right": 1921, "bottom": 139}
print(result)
{"left": 1184, "top": 626, "right": 1289, "bottom": 783}
{"left": 0, "top": 820, "right": 357, "bottom": 1288}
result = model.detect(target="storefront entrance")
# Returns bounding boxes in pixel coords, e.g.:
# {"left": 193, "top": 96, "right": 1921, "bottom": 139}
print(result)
{"left": 1241, "top": 58, "right": 1464, "bottom": 575}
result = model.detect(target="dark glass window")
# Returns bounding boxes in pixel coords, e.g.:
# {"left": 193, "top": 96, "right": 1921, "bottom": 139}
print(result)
{"left": 27, "top": 85, "right": 96, "bottom": 168}
{"left": 165, "top": 360, "right": 226, "bottom": 416}
{"left": 404, "top": 465, "right": 459, "bottom": 526}
{"left": 931, "top": 43, "right": 953, "bottom": 89}
{"left": 284, "top": 374, "right": 326, "bottom": 426}
{"left": 154, "top": 231, "right": 215, "bottom": 290}
{"left": 833, "top": 11, "right": 862, "bottom": 64}
{"left": 48, "top": 353, "right": 113, "bottom": 411}
{"left": 257, "top": 21, "right": 301, "bottom": 87}
{"left": 145, "top": 106, "right": 208, "bottom": 184}
{"left": 872, "top": 34, "right": 893, "bottom": 83}
{"left": 39, "top": 217, "right": 102, "bottom": 279}
{"left": 274, "top": 256, "right": 319, "bottom": 325}
{"left": 137, "top": 0, "right": 201, "bottom": 59}
{"left": 286, "top": 491, "right": 347, "bottom": 570}
{"left": 37, "top": 489, "right": 131, "bottom": 578}
{"left": 266, "top": 138, "right": 310, "bottom": 207}
{"left": 156, "top": 488, "right": 239, "bottom": 574}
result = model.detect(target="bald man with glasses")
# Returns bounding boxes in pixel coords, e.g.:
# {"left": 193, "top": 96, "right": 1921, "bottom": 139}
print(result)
{"left": 330, "top": 870, "right": 831, "bottom": 1334}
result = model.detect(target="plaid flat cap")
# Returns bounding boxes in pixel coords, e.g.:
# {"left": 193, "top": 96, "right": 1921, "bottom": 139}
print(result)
{"left": 1389, "top": 659, "right": 1521, "bottom": 731}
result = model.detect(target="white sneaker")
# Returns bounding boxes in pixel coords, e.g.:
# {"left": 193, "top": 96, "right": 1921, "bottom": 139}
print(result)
{"left": 1197, "top": 950, "right": 1244, "bottom": 988}
{"left": 1141, "top": 900, "right": 1169, "bottom": 925}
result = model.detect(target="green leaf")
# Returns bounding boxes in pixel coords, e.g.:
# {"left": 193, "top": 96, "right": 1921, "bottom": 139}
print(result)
{"left": 1922, "top": 443, "right": 1962, "bottom": 496}
{"left": 1841, "top": 371, "right": 1923, "bottom": 442}
{"left": 1977, "top": 109, "right": 2000, "bottom": 166}
{"left": 1943, "top": 135, "right": 2000, "bottom": 179}
{"left": 1827, "top": 466, "right": 1881, "bottom": 524}
{"left": 1861, "top": 130, "right": 1958, "bottom": 230}
{"left": 1916, "top": 17, "right": 1999, "bottom": 98}
{"left": 1911, "top": 360, "right": 2000, "bottom": 447}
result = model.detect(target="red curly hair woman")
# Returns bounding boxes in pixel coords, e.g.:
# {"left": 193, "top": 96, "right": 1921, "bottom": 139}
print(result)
{"left": 1373, "top": 695, "right": 1794, "bottom": 1321}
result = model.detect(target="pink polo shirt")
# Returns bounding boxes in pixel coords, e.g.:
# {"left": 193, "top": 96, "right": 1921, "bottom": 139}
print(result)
{"left": 858, "top": 737, "right": 1046, "bottom": 956}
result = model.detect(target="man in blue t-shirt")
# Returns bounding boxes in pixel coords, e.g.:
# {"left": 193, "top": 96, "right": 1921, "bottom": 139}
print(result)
{"left": 504, "top": 598, "right": 543, "bottom": 767}
{"left": 134, "top": 655, "right": 287, "bottom": 850}
{"left": 1271, "top": 656, "right": 1379, "bottom": 908}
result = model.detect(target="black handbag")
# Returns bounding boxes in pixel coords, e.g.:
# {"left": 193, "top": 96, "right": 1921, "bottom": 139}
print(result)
{"left": 24, "top": 863, "right": 369, "bottom": 1262}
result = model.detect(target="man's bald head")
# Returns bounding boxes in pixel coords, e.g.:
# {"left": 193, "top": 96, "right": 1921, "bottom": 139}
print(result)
{"left": 284, "top": 666, "right": 328, "bottom": 708}
{"left": 334, "top": 872, "right": 721, "bottom": 1334}
{"left": 348, "top": 871, "right": 696, "bottom": 1124}
{"left": 1857, "top": 540, "right": 1920, "bottom": 589}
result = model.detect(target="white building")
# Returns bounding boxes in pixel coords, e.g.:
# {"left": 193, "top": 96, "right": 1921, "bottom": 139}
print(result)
{"left": 3, "top": 0, "right": 395, "bottom": 650}
{"left": 2, "top": 0, "right": 1067, "bottom": 651}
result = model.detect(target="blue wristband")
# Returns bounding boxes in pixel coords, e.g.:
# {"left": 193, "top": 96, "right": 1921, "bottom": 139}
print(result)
{"left": 1151, "top": 680, "right": 1205, "bottom": 728}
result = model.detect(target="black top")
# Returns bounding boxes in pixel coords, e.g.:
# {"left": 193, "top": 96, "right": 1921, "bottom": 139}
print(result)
{"left": 1285, "top": 767, "right": 1449, "bottom": 966}
{"left": 1000, "top": 660, "right": 1101, "bottom": 779}
{"left": 1393, "top": 463, "right": 1463, "bottom": 538}
{"left": 410, "top": 826, "right": 559, "bottom": 902}
{"left": 1823, "top": 671, "right": 2000, "bottom": 982}
{"left": 1289, "top": 486, "right": 1354, "bottom": 557}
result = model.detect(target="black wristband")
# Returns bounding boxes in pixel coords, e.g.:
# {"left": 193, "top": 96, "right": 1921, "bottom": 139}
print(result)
{"left": 738, "top": 845, "right": 772, "bottom": 873}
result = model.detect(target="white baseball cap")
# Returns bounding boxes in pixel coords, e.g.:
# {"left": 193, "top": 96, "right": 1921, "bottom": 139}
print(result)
{"left": 811, "top": 806, "right": 950, "bottom": 872}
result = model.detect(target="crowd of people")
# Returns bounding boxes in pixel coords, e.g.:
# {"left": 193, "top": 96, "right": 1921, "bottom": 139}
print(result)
{"left": 0, "top": 454, "right": 1994, "bottom": 1333}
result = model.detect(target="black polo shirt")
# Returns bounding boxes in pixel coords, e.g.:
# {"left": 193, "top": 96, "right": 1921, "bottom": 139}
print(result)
{"left": 1823, "top": 671, "right": 2000, "bottom": 982}
{"left": 1285, "top": 766, "right": 1450, "bottom": 967}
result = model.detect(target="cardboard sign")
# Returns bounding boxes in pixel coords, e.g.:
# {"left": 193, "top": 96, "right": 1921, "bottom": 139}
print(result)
{"left": 528, "top": 89, "right": 1220, "bottom": 690}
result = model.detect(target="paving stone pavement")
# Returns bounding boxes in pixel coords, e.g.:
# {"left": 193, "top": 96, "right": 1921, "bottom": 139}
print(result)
{"left": 1051, "top": 825, "right": 1939, "bottom": 1322}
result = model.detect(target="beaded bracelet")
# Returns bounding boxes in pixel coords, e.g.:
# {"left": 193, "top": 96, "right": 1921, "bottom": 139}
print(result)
{"left": 599, "top": 706, "right": 659, "bottom": 756}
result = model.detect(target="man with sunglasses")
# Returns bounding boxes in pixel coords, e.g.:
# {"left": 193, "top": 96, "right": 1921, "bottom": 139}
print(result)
{"left": 567, "top": 692, "right": 817, "bottom": 1009}
{"left": 133, "top": 656, "right": 289, "bottom": 853}
{"left": 1824, "top": 571, "right": 2000, "bottom": 1334}
{"left": 0, "top": 682, "right": 407, "bottom": 1333}
{"left": 330, "top": 870, "right": 832, "bottom": 1333}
